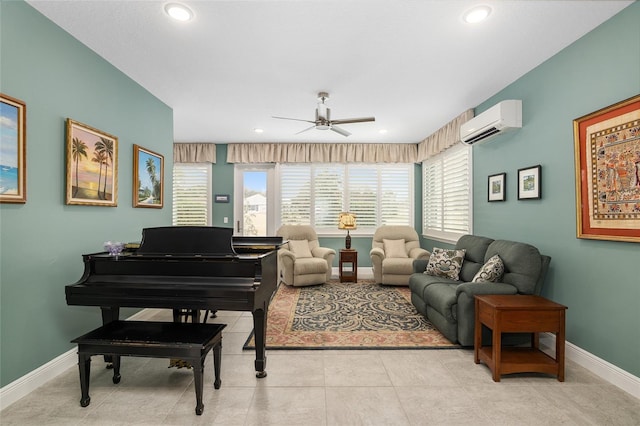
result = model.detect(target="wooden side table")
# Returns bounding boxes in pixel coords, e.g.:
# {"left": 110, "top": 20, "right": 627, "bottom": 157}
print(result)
{"left": 339, "top": 249, "right": 357, "bottom": 282}
{"left": 474, "top": 294, "right": 567, "bottom": 382}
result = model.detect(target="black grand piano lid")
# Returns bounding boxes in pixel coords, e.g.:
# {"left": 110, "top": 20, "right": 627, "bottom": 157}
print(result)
{"left": 136, "top": 226, "right": 236, "bottom": 255}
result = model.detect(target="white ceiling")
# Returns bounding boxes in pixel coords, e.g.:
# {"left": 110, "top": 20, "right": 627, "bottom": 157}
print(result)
{"left": 27, "top": 0, "right": 632, "bottom": 144}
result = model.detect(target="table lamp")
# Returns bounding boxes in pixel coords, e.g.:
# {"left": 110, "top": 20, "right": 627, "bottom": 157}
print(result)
{"left": 338, "top": 212, "right": 357, "bottom": 249}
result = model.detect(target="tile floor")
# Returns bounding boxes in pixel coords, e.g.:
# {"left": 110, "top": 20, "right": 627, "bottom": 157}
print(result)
{"left": 1, "top": 309, "right": 639, "bottom": 425}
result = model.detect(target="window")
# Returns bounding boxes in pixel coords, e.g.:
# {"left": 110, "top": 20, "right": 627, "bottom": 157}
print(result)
{"left": 422, "top": 143, "right": 472, "bottom": 242}
{"left": 172, "top": 163, "right": 211, "bottom": 226}
{"left": 279, "top": 163, "right": 413, "bottom": 234}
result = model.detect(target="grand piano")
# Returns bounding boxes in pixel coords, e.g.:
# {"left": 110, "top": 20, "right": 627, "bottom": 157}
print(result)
{"left": 66, "top": 226, "right": 281, "bottom": 378}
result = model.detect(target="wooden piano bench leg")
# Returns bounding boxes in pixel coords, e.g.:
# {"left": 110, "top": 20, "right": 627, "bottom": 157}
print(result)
{"left": 192, "top": 357, "right": 205, "bottom": 415}
{"left": 77, "top": 353, "right": 91, "bottom": 407}
{"left": 112, "top": 355, "right": 121, "bottom": 384}
{"left": 213, "top": 342, "right": 222, "bottom": 389}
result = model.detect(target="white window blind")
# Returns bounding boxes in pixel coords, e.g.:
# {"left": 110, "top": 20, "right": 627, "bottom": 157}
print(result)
{"left": 172, "top": 163, "right": 211, "bottom": 226}
{"left": 279, "top": 163, "right": 413, "bottom": 233}
{"left": 422, "top": 143, "right": 472, "bottom": 242}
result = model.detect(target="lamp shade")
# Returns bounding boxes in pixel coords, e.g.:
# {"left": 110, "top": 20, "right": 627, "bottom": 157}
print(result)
{"left": 338, "top": 212, "right": 357, "bottom": 230}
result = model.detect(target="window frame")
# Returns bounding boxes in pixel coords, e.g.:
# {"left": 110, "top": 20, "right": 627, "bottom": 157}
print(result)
{"left": 172, "top": 162, "right": 212, "bottom": 226}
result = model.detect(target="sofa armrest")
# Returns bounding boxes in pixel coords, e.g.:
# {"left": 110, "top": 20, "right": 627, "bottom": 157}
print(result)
{"left": 413, "top": 258, "right": 429, "bottom": 273}
{"left": 409, "top": 247, "right": 430, "bottom": 260}
{"left": 312, "top": 246, "right": 336, "bottom": 261}
{"left": 278, "top": 248, "right": 296, "bottom": 263}
{"left": 456, "top": 282, "right": 518, "bottom": 298}
{"left": 370, "top": 247, "right": 385, "bottom": 261}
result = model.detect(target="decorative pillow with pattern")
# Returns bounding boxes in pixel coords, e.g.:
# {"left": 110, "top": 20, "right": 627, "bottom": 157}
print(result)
{"left": 472, "top": 254, "right": 505, "bottom": 283}
{"left": 424, "top": 248, "right": 466, "bottom": 280}
{"left": 383, "top": 238, "right": 408, "bottom": 258}
{"left": 288, "top": 239, "right": 313, "bottom": 258}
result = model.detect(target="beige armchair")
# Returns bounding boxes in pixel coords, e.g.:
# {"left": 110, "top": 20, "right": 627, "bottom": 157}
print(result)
{"left": 276, "top": 225, "right": 336, "bottom": 287}
{"left": 370, "top": 225, "right": 430, "bottom": 286}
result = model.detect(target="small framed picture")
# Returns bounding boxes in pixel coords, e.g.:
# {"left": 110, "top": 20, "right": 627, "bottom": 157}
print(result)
{"left": 517, "top": 165, "right": 541, "bottom": 200}
{"left": 66, "top": 119, "right": 118, "bottom": 206}
{"left": 0, "top": 93, "right": 27, "bottom": 203}
{"left": 133, "top": 144, "right": 164, "bottom": 208}
{"left": 215, "top": 194, "right": 229, "bottom": 203}
{"left": 488, "top": 173, "right": 506, "bottom": 202}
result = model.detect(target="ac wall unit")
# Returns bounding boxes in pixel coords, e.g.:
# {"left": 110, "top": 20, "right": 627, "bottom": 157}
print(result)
{"left": 460, "top": 99, "right": 522, "bottom": 145}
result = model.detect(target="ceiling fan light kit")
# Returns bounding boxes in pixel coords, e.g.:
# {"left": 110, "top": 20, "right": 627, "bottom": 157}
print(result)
{"left": 273, "top": 92, "right": 375, "bottom": 137}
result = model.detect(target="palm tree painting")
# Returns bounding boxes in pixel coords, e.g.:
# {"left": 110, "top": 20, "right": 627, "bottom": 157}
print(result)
{"left": 65, "top": 119, "right": 118, "bottom": 206}
{"left": 133, "top": 144, "right": 163, "bottom": 208}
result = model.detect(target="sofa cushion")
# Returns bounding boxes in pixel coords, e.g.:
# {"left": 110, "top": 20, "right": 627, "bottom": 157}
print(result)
{"left": 382, "top": 257, "right": 414, "bottom": 274}
{"left": 423, "top": 283, "right": 458, "bottom": 323}
{"left": 383, "top": 238, "right": 408, "bottom": 258}
{"left": 472, "top": 254, "right": 505, "bottom": 283}
{"left": 456, "top": 235, "right": 494, "bottom": 282}
{"left": 425, "top": 248, "right": 466, "bottom": 281}
{"left": 485, "top": 240, "right": 542, "bottom": 294}
{"left": 293, "top": 257, "right": 329, "bottom": 274}
{"left": 288, "top": 239, "right": 313, "bottom": 258}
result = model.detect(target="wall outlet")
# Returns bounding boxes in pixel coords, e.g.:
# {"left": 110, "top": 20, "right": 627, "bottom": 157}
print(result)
{"left": 223, "top": 217, "right": 228, "bottom": 224}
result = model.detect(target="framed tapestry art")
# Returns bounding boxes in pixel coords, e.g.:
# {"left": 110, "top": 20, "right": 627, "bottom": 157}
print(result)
{"left": 133, "top": 144, "right": 163, "bottom": 208}
{"left": 488, "top": 173, "right": 506, "bottom": 202}
{"left": 66, "top": 119, "right": 118, "bottom": 206}
{"left": 517, "top": 165, "right": 541, "bottom": 200}
{"left": 573, "top": 94, "right": 640, "bottom": 243}
{"left": 0, "top": 93, "right": 26, "bottom": 203}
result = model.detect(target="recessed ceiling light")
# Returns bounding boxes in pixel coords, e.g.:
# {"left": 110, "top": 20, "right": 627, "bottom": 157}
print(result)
{"left": 164, "top": 3, "right": 194, "bottom": 22}
{"left": 463, "top": 5, "right": 492, "bottom": 24}
{"left": 378, "top": 129, "right": 388, "bottom": 134}
{"left": 254, "top": 128, "right": 264, "bottom": 133}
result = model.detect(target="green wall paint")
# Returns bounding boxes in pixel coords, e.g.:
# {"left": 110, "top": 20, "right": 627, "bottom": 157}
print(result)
{"left": 0, "top": 2, "right": 173, "bottom": 386}
{"left": 472, "top": 4, "right": 639, "bottom": 376}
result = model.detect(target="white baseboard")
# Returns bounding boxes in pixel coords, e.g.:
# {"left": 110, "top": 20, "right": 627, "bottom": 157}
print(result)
{"left": 331, "top": 266, "right": 374, "bottom": 280}
{"left": 0, "top": 309, "right": 151, "bottom": 411}
{"left": 539, "top": 333, "right": 639, "bottom": 399}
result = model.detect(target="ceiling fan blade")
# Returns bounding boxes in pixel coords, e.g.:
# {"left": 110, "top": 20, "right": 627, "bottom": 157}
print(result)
{"left": 330, "top": 125, "right": 351, "bottom": 137}
{"left": 330, "top": 116, "right": 376, "bottom": 125}
{"left": 272, "top": 116, "right": 315, "bottom": 123}
{"left": 295, "top": 125, "right": 317, "bottom": 135}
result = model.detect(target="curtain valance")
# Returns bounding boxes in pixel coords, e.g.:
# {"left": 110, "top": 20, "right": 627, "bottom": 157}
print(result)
{"left": 416, "top": 109, "right": 474, "bottom": 162}
{"left": 226, "top": 143, "right": 418, "bottom": 164}
{"left": 173, "top": 143, "right": 216, "bottom": 163}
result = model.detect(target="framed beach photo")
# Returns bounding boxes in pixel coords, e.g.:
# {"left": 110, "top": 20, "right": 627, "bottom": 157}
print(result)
{"left": 517, "top": 165, "right": 541, "bottom": 200}
{"left": 133, "top": 144, "right": 163, "bottom": 208}
{"left": 488, "top": 172, "right": 506, "bottom": 202}
{"left": 0, "top": 93, "right": 27, "bottom": 203}
{"left": 66, "top": 119, "right": 118, "bottom": 206}
{"left": 573, "top": 94, "right": 640, "bottom": 243}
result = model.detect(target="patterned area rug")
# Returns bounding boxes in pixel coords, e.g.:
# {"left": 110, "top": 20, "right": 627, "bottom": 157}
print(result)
{"left": 243, "top": 280, "right": 460, "bottom": 350}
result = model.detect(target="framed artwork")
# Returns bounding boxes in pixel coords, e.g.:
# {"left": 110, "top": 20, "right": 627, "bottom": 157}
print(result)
{"left": 133, "top": 144, "right": 164, "bottom": 208}
{"left": 66, "top": 119, "right": 118, "bottom": 206}
{"left": 517, "top": 165, "right": 541, "bottom": 200}
{"left": 0, "top": 93, "right": 26, "bottom": 203}
{"left": 488, "top": 173, "right": 506, "bottom": 202}
{"left": 573, "top": 94, "right": 640, "bottom": 243}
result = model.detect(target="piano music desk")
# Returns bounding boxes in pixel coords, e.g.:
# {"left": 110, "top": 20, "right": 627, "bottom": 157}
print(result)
{"left": 72, "top": 321, "right": 226, "bottom": 416}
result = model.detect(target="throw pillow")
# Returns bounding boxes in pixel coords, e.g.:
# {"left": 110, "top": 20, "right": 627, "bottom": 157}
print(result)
{"left": 288, "top": 239, "right": 313, "bottom": 258}
{"left": 424, "top": 247, "right": 466, "bottom": 280}
{"left": 383, "top": 239, "right": 408, "bottom": 258}
{"left": 472, "top": 254, "right": 505, "bottom": 283}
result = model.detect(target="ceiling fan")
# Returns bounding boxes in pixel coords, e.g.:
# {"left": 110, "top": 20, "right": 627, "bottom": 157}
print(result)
{"left": 272, "top": 92, "right": 375, "bottom": 137}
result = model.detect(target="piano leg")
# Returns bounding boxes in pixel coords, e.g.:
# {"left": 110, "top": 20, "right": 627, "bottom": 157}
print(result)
{"left": 100, "top": 306, "right": 120, "bottom": 368}
{"left": 252, "top": 307, "right": 268, "bottom": 378}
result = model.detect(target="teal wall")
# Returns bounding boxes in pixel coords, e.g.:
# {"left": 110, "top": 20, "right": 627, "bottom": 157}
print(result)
{"left": 0, "top": 1, "right": 173, "bottom": 386}
{"left": 472, "top": 4, "right": 640, "bottom": 376}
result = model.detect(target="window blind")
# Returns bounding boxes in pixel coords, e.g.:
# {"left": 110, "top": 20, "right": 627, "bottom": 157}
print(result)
{"left": 422, "top": 143, "right": 472, "bottom": 242}
{"left": 172, "top": 163, "right": 211, "bottom": 226}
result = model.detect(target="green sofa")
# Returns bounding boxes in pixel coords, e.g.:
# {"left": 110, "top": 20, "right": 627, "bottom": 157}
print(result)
{"left": 409, "top": 235, "right": 551, "bottom": 346}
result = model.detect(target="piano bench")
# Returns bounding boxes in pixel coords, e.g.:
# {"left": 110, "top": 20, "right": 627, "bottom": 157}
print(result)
{"left": 71, "top": 320, "right": 226, "bottom": 416}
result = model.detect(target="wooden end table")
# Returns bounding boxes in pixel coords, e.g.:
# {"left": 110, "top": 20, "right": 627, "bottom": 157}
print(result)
{"left": 474, "top": 294, "right": 567, "bottom": 382}
{"left": 339, "top": 249, "right": 357, "bottom": 282}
